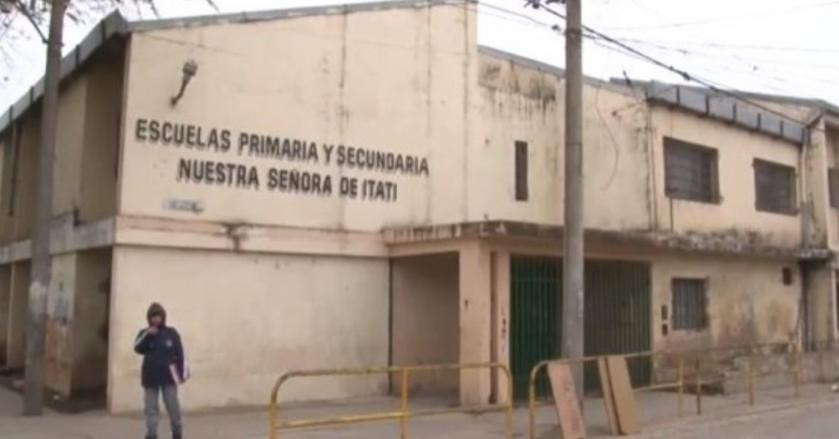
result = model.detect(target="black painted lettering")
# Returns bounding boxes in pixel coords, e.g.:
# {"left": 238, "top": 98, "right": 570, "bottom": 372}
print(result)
{"left": 395, "top": 155, "right": 404, "bottom": 173}
{"left": 248, "top": 166, "right": 259, "bottom": 189}
{"left": 267, "top": 137, "right": 281, "bottom": 158}
{"left": 177, "top": 158, "right": 191, "bottom": 181}
{"left": 148, "top": 120, "right": 161, "bottom": 142}
{"left": 347, "top": 147, "right": 357, "bottom": 167}
{"left": 215, "top": 162, "right": 226, "bottom": 184}
{"left": 205, "top": 160, "right": 215, "bottom": 183}
{"left": 419, "top": 158, "right": 429, "bottom": 176}
{"left": 249, "top": 134, "right": 260, "bottom": 156}
{"left": 337, "top": 145, "right": 346, "bottom": 166}
{"left": 236, "top": 166, "right": 247, "bottom": 187}
{"left": 221, "top": 130, "right": 232, "bottom": 152}
{"left": 308, "top": 142, "right": 319, "bottom": 162}
{"left": 225, "top": 163, "right": 237, "bottom": 185}
{"left": 173, "top": 124, "right": 185, "bottom": 145}
{"left": 279, "top": 169, "right": 289, "bottom": 189}
{"left": 406, "top": 156, "right": 415, "bottom": 174}
{"left": 322, "top": 175, "right": 332, "bottom": 195}
{"left": 267, "top": 168, "right": 278, "bottom": 189}
{"left": 238, "top": 133, "right": 248, "bottom": 155}
{"left": 196, "top": 126, "right": 206, "bottom": 147}
{"left": 207, "top": 129, "right": 219, "bottom": 149}
{"left": 386, "top": 153, "right": 395, "bottom": 170}
{"left": 187, "top": 125, "right": 198, "bottom": 146}
{"left": 323, "top": 144, "right": 335, "bottom": 164}
{"left": 135, "top": 118, "right": 148, "bottom": 140}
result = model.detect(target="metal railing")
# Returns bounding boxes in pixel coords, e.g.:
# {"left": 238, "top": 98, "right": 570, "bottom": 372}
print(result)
{"left": 526, "top": 342, "right": 802, "bottom": 439}
{"left": 269, "top": 362, "right": 513, "bottom": 439}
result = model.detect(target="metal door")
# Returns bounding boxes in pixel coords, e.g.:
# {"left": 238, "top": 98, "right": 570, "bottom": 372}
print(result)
{"left": 584, "top": 260, "right": 652, "bottom": 391}
{"left": 509, "top": 256, "right": 560, "bottom": 399}
{"left": 509, "top": 257, "right": 651, "bottom": 399}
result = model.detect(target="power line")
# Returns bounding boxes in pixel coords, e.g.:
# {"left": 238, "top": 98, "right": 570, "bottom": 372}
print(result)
{"left": 526, "top": 0, "right": 823, "bottom": 128}
{"left": 605, "top": 0, "right": 839, "bottom": 31}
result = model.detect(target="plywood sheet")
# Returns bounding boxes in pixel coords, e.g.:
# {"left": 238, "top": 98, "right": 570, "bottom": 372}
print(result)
{"left": 606, "top": 356, "right": 639, "bottom": 435}
{"left": 598, "top": 358, "right": 619, "bottom": 435}
{"left": 547, "top": 362, "right": 586, "bottom": 439}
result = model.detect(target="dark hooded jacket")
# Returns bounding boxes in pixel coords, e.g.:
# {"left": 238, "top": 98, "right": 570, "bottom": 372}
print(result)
{"left": 134, "top": 303, "right": 188, "bottom": 388}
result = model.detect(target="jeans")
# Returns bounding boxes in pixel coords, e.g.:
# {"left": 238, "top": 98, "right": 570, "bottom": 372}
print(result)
{"left": 144, "top": 385, "right": 182, "bottom": 438}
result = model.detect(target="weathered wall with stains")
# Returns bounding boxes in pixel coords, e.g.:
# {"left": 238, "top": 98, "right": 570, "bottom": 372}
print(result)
{"left": 45, "top": 253, "right": 78, "bottom": 395}
{"left": 476, "top": 50, "right": 651, "bottom": 231}
{"left": 107, "top": 246, "right": 390, "bottom": 412}
{"left": 391, "top": 253, "right": 459, "bottom": 395}
{"left": 118, "top": 2, "right": 478, "bottom": 231}
{"left": 6, "top": 262, "right": 28, "bottom": 368}
{"left": 72, "top": 249, "right": 111, "bottom": 394}
{"left": 652, "top": 254, "right": 800, "bottom": 352}
{"left": 650, "top": 108, "right": 802, "bottom": 248}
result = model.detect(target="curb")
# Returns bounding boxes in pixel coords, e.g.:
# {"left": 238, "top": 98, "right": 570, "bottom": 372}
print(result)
{"left": 633, "top": 395, "right": 839, "bottom": 438}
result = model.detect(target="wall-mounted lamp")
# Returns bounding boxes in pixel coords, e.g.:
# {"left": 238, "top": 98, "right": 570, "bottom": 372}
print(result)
{"left": 170, "top": 59, "right": 198, "bottom": 107}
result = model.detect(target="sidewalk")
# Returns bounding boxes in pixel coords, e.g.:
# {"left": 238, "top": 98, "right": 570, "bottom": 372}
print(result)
{"left": 0, "top": 383, "right": 835, "bottom": 438}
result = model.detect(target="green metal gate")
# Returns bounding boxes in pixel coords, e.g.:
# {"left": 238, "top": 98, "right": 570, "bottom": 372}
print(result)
{"left": 584, "top": 260, "right": 652, "bottom": 392}
{"left": 510, "top": 257, "right": 559, "bottom": 399}
{"left": 509, "top": 257, "right": 651, "bottom": 400}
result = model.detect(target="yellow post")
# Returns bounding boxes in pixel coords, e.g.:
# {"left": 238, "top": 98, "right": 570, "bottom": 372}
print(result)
{"left": 529, "top": 368, "right": 537, "bottom": 439}
{"left": 748, "top": 346, "right": 756, "bottom": 406}
{"left": 677, "top": 358, "right": 684, "bottom": 417}
{"left": 504, "top": 365, "right": 514, "bottom": 439}
{"left": 400, "top": 368, "right": 410, "bottom": 439}
{"left": 695, "top": 358, "right": 702, "bottom": 415}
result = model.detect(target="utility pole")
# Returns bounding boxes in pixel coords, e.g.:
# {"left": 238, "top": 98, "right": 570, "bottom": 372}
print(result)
{"left": 561, "top": 0, "right": 585, "bottom": 401}
{"left": 23, "top": 0, "right": 64, "bottom": 416}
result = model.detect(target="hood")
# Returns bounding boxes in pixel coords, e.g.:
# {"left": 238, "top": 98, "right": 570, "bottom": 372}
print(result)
{"left": 146, "top": 302, "right": 167, "bottom": 326}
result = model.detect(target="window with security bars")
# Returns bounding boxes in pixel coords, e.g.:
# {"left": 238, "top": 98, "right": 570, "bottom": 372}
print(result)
{"left": 671, "top": 278, "right": 707, "bottom": 331}
{"left": 830, "top": 168, "right": 839, "bottom": 209}
{"left": 515, "top": 141, "right": 528, "bottom": 201}
{"left": 663, "top": 137, "right": 719, "bottom": 203}
{"left": 754, "top": 159, "right": 797, "bottom": 214}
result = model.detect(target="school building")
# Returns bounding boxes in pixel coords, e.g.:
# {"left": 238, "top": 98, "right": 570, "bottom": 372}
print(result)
{"left": 1, "top": 0, "right": 838, "bottom": 413}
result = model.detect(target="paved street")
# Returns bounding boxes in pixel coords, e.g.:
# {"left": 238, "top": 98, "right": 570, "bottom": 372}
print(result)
{"left": 1, "top": 384, "right": 838, "bottom": 438}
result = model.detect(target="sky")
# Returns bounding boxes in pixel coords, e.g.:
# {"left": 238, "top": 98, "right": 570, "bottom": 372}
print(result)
{"left": 2, "top": 0, "right": 839, "bottom": 109}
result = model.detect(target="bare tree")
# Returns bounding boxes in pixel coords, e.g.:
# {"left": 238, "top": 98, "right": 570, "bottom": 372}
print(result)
{"left": 1, "top": 0, "right": 216, "bottom": 416}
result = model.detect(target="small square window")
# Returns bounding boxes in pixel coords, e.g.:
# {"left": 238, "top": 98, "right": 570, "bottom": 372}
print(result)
{"left": 664, "top": 137, "right": 719, "bottom": 203}
{"left": 672, "top": 278, "right": 708, "bottom": 331}
{"left": 754, "top": 159, "right": 797, "bottom": 214}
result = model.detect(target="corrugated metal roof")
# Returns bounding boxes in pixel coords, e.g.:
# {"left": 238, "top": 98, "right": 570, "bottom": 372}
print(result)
{"left": 0, "top": 0, "right": 469, "bottom": 136}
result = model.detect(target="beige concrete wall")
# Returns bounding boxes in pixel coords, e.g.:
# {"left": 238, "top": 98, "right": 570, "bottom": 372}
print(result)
{"left": 651, "top": 108, "right": 802, "bottom": 247}
{"left": 72, "top": 249, "right": 111, "bottom": 394}
{"left": 80, "top": 56, "right": 122, "bottom": 223}
{"left": 477, "top": 54, "right": 651, "bottom": 231}
{"left": 52, "top": 77, "right": 89, "bottom": 218}
{"left": 119, "top": 2, "right": 478, "bottom": 231}
{"left": 652, "top": 254, "right": 800, "bottom": 352}
{"left": 459, "top": 241, "right": 492, "bottom": 404}
{"left": 391, "top": 253, "right": 459, "bottom": 395}
{"left": 107, "top": 246, "right": 389, "bottom": 412}
{"left": 11, "top": 116, "right": 37, "bottom": 242}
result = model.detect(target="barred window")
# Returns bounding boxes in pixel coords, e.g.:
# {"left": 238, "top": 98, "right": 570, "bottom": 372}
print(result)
{"left": 664, "top": 137, "right": 719, "bottom": 203}
{"left": 829, "top": 168, "right": 839, "bottom": 209}
{"left": 754, "top": 159, "right": 796, "bottom": 214}
{"left": 515, "top": 141, "right": 528, "bottom": 201}
{"left": 672, "top": 278, "right": 707, "bottom": 331}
